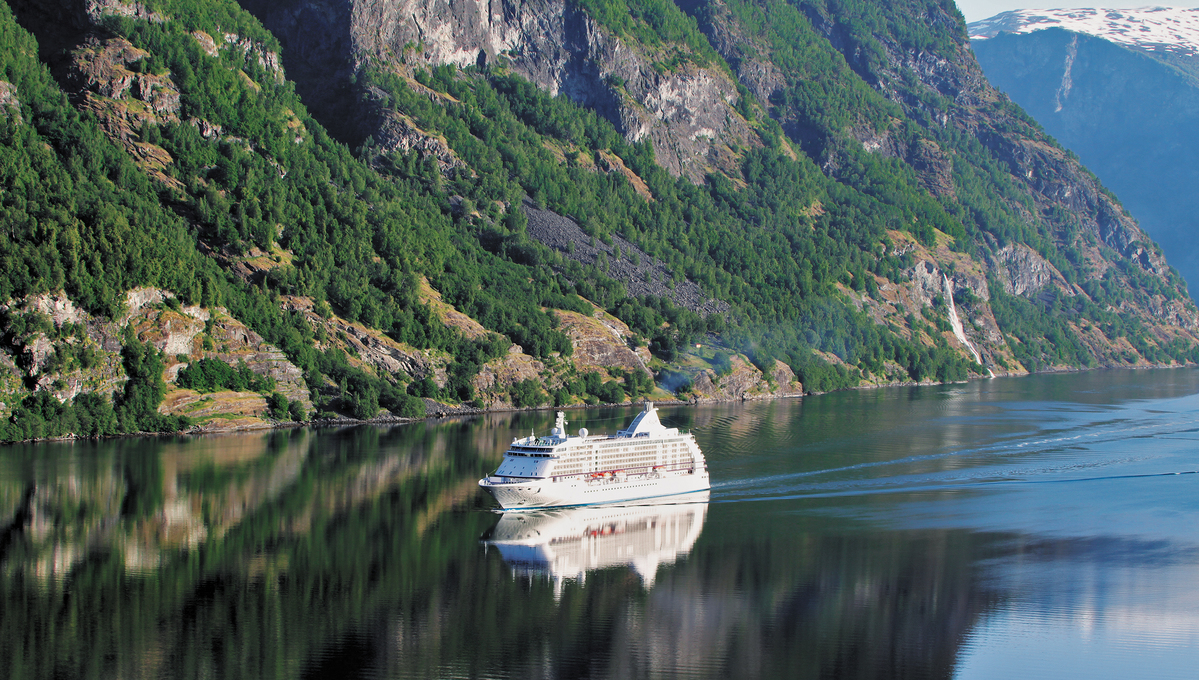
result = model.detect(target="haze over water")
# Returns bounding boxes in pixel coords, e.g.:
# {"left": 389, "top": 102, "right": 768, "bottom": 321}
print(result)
{"left": 3, "top": 369, "right": 1199, "bottom": 678}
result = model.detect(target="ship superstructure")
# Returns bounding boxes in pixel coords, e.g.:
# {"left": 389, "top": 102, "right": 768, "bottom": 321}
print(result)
{"left": 478, "top": 403, "right": 710, "bottom": 509}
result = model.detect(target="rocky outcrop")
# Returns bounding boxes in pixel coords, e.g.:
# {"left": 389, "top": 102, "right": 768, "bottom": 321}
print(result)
{"left": 471, "top": 347, "right": 547, "bottom": 408}
{"left": 676, "top": 0, "right": 785, "bottom": 106}
{"left": 980, "top": 136, "right": 1133, "bottom": 255}
{"left": 220, "top": 30, "right": 283, "bottom": 78}
{"left": 686, "top": 354, "right": 802, "bottom": 401}
{"left": 1146, "top": 297, "right": 1199, "bottom": 332}
{"left": 278, "top": 288, "right": 567, "bottom": 412}
{"left": 238, "top": 0, "right": 754, "bottom": 181}
{"left": 7, "top": 1, "right": 281, "bottom": 191}
{"left": 156, "top": 307, "right": 311, "bottom": 410}
{"left": 1, "top": 288, "right": 312, "bottom": 424}
{"left": 2, "top": 293, "right": 127, "bottom": 402}
{"left": 70, "top": 38, "right": 178, "bottom": 113}
{"left": 553, "top": 306, "right": 650, "bottom": 377}
{"left": 192, "top": 29, "right": 219, "bottom": 57}
{"left": 374, "top": 112, "right": 466, "bottom": 176}
{"left": 905, "top": 138, "right": 956, "bottom": 199}
{"left": 278, "top": 295, "right": 448, "bottom": 382}
{"left": 0, "top": 80, "right": 21, "bottom": 122}
{"left": 992, "top": 243, "right": 1060, "bottom": 297}
{"left": 64, "top": 36, "right": 182, "bottom": 187}
{"left": 83, "top": 0, "right": 165, "bottom": 24}
{"left": 852, "top": 231, "right": 1017, "bottom": 374}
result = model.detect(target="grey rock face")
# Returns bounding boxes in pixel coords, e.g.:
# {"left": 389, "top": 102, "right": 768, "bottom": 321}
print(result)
{"left": 677, "top": 0, "right": 784, "bottom": 105}
{"left": 83, "top": 0, "right": 165, "bottom": 23}
{"left": 0, "top": 81, "right": 21, "bottom": 123}
{"left": 908, "top": 260, "right": 945, "bottom": 307}
{"left": 240, "top": 0, "right": 752, "bottom": 181}
{"left": 220, "top": 31, "right": 284, "bottom": 79}
{"left": 978, "top": 130, "right": 1142, "bottom": 259}
{"left": 71, "top": 38, "right": 181, "bottom": 119}
{"left": 374, "top": 113, "right": 465, "bottom": 175}
{"left": 992, "top": 244, "right": 1056, "bottom": 298}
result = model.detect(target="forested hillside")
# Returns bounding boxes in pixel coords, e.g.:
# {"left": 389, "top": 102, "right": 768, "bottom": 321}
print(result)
{"left": 0, "top": 0, "right": 1196, "bottom": 441}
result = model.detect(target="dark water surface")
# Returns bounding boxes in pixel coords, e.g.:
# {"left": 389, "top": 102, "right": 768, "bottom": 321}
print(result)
{"left": 4, "top": 370, "right": 1199, "bottom": 679}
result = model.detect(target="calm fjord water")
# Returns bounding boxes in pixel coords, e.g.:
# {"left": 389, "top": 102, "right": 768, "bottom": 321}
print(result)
{"left": 3, "top": 369, "right": 1199, "bottom": 679}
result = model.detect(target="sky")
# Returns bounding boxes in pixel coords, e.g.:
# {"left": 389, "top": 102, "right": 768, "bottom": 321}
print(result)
{"left": 955, "top": 1, "right": 1199, "bottom": 23}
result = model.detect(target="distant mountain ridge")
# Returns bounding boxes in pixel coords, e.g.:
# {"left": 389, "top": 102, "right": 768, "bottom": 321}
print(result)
{"left": 970, "top": 8, "right": 1199, "bottom": 293}
{"left": 970, "top": 6, "right": 1199, "bottom": 57}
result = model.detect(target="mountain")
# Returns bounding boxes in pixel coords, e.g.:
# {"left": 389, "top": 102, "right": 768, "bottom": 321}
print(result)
{"left": 970, "top": 7, "right": 1199, "bottom": 60}
{"left": 970, "top": 7, "right": 1199, "bottom": 291}
{"left": 1, "top": 0, "right": 1198, "bottom": 442}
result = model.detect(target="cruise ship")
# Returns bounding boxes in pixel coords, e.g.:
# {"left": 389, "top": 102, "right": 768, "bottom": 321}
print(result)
{"left": 478, "top": 403, "right": 710, "bottom": 509}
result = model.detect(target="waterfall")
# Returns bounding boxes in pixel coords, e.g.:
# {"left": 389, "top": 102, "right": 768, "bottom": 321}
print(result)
{"left": 943, "top": 274, "right": 993, "bottom": 377}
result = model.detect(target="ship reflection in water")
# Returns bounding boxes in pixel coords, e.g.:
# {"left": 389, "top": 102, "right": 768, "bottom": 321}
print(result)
{"left": 483, "top": 492, "right": 709, "bottom": 596}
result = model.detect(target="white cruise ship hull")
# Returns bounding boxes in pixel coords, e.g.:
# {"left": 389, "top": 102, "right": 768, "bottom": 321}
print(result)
{"left": 480, "top": 404, "right": 710, "bottom": 510}
{"left": 480, "top": 469, "right": 710, "bottom": 510}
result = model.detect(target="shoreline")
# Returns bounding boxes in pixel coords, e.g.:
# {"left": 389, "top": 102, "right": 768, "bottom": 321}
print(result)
{"left": 6, "top": 361, "right": 1195, "bottom": 445}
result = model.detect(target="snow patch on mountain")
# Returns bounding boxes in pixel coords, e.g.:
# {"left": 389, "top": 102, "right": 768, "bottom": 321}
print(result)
{"left": 969, "top": 6, "right": 1199, "bottom": 56}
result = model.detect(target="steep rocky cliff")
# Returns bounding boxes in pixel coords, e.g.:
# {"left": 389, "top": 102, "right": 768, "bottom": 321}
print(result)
{"left": 238, "top": 0, "right": 755, "bottom": 181}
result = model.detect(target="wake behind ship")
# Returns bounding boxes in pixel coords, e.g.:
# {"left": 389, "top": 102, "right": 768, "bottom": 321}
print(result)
{"left": 479, "top": 403, "right": 710, "bottom": 509}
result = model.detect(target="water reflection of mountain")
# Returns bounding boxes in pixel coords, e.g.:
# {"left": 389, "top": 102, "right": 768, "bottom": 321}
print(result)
{"left": 0, "top": 416, "right": 513, "bottom": 680}
{"left": 484, "top": 494, "right": 709, "bottom": 593}
{"left": 0, "top": 410, "right": 1002, "bottom": 680}
{"left": 5, "top": 398, "right": 1195, "bottom": 679}
{"left": 0, "top": 430, "right": 314, "bottom": 580}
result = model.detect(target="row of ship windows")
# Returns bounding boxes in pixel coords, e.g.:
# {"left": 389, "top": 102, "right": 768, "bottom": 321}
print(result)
{"left": 561, "top": 444, "right": 688, "bottom": 457}
{"left": 596, "top": 438, "right": 684, "bottom": 450}
{"left": 508, "top": 443, "right": 677, "bottom": 455}
{"left": 553, "top": 462, "right": 676, "bottom": 472}
{"left": 530, "top": 446, "right": 693, "bottom": 465}
{"left": 558, "top": 449, "right": 690, "bottom": 460}
{"left": 555, "top": 455, "right": 684, "bottom": 470}
{"left": 553, "top": 468, "right": 689, "bottom": 476}
{"left": 509, "top": 449, "right": 684, "bottom": 460}
{"left": 510, "top": 438, "right": 690, "bottom": 456}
